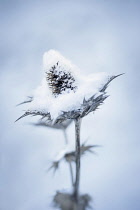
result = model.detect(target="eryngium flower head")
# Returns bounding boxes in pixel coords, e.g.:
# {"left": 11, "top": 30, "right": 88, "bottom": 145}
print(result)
{"left": 44, "top": 50, "right": 78, "bottom": 97}
{"left": 16, "top": 50, "right": 123, "bottom": 124}
{"left": 46, "top": 62, "right": 77, "bottom": 96}
{"left": 48, "top": 143, "right": 99, "bottom": 172}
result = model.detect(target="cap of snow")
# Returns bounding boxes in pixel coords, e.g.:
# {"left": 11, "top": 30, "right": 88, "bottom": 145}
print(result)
{"left": 43, "top": 50, "right": 80, "bottom": 78}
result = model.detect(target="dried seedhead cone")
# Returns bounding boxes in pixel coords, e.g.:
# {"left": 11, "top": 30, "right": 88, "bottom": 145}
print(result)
{"left": 46, "top": 61, "right": 77, "bottom": 96}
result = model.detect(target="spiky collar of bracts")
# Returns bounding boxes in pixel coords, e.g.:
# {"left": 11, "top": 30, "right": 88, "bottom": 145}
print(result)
{"left": 16, "top": 74, "right": 122, "bottom": 124}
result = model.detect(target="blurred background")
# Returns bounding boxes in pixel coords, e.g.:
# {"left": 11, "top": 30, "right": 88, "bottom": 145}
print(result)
{"left": 0, "top": 0, "right": 140, "bottom": 209}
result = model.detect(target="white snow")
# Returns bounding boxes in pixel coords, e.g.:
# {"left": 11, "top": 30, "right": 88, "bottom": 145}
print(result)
{"left": 26, "top": 50, "right": 113, "bottom": 121}
{"left": 54, "top": 144, "right": 74, "bottom": 162}
{"left": 43, "top": 49, "right": 80, "bottom": 81}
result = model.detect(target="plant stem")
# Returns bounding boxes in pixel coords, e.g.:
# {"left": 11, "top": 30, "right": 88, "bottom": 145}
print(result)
{"left": 69, "top": 162, "right": 74, "bottom": 186}
{"left": 63, "top": 129, "right": 68, "bottom": 144}
{"left": 63, "top": 129, "right": 74, "bottom": 186}
{"left": 73, "top": 117, "right": 81, "bottom": 202}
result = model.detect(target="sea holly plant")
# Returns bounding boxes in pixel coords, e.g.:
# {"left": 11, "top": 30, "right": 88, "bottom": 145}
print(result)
{"left": 16, "top": 50, "right": 122, "bottom": 208}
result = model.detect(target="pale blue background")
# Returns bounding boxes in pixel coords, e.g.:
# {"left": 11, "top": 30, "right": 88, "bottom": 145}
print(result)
{"left": 0, "top": 0, "right": 140, "bottom": 209}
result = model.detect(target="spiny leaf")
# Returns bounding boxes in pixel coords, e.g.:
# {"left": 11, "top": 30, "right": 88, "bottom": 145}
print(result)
{"left": 16, "top": 96, "right": 33, "bottom": 106}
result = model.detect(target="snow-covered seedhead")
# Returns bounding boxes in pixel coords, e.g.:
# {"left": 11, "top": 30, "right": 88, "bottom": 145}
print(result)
{"left": 16, "top": 50, "right": 123, "bottom": 124}
{"left": 43, "top": 50, "right": 78, "bottom": 96}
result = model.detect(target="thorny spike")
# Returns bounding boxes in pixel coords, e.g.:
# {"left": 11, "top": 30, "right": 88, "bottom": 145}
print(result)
{"left": 15, "top": 111, "right": 51, "bottom": 123}
{"left": 47, "top": 161, "right": 59, "bottom": 174}
{"left": 100, "top": 73, "right": 124, "bottom": 92}
{"left": 16, "top": 96, "right": 33, "bottom": 106}
{"left": 15, "top": 112, "right": 31, "bottom": 122}
{"left": 83, "top": 97, "right": 87, "bottom": 104}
